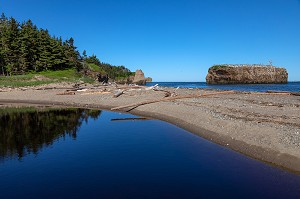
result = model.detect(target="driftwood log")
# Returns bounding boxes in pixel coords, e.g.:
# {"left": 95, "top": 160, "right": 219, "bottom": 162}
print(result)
{"left": 57, "top": 91, "right": 76, "bottom": 95}
{"left": 113, "top": 89, "right": 124, "bottom": 98}
{"left": 111, "top": 90, "right": 235, "bottom": 110}
{"left": 153, "top": 87, "right": 173, "bottom": 97}
{"left": 266, "top": 90, "right": 300, "bottom": 96}
{"left": 80, "top": 91, "right": 111, "bottom": 95}
{"left": 116, "top": 85, "right": 145, "bottom": 89}
{"left": 249, "top": 92, "right": 291, "bottom": 96}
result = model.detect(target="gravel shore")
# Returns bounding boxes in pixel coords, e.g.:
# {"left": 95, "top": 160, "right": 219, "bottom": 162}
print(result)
{"left": 1, "top": 83, "right": 299, "bottom": 174}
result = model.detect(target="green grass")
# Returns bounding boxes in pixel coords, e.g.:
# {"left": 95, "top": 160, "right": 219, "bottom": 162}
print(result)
{"left": 0, "top": 69, "right": 95, "bottom": 87}
{"left": 0, "top": 107, "right": 39, "bottom": 114}
{"left": 88, "top": 63, "right": 106, "bottom": 74}
{"left": 211, "top": 65, "right": 228, "bottom": 69}
{"left": 0, "top": 106, "right": 80, "bottom": 115}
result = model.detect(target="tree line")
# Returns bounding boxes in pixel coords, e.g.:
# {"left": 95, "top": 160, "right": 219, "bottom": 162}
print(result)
{"left": 0, "top": 13, "right": 82, "bottom": 75}
{"left": 84, "top": 54, "right": 134, "bottom": 79}
{"left": 0, "top": 13, "right": 133, "bottom": 79}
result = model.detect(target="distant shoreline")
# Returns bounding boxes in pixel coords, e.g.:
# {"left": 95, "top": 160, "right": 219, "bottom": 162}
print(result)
{"left": 0, "top": 83, "right": 300, "bottom": 175}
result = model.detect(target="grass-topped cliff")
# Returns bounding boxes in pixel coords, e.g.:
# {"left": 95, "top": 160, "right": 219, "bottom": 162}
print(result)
{"left": 206, "top": 64, "right": 288, "bottom": 84}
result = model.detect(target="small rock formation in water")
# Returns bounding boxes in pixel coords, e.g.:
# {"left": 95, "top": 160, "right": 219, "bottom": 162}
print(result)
{"left": 145, "top": 77, "right": 153, "bottom": 82}
{"left": 206, "top": 64, "right": 288, "bottom": 84}
{"left": 133, "top": 69, "right": 152, "bottom": 85}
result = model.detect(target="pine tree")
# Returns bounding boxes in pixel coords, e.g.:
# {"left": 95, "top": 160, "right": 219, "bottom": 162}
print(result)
{"left": 64, "top": 37, "right": 81, "bottom": 71}
{"left": 1, "top": 17, "right": 21, "bottom": 75}
{"left": 82, "top": 50, "right": 87, "bottom": 60}
{"left": 50, "top": 37, "right": 66, "bottom": 70}
{"left": 36, "top": 29, "right": 52, "bottom": 71}
{"left": 0, "top": 13, "right": 8, "bottom": 75}
{"left": 19, "top": 20, "right": 35, "bottom": 73}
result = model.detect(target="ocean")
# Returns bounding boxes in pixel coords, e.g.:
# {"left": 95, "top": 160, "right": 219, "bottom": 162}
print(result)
{"left": 146, "top": 82, "right": 300, "bottom": 92}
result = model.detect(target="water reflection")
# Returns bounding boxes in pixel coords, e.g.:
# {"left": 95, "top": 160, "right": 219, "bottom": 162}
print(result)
{"left": 0, "top": 107, "right": 101, "bottom": 160}
{"left": 0, "top": 108, "right": 299, "bottom": 198}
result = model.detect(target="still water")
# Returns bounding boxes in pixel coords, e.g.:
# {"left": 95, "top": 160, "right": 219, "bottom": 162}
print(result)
{"left": 0, "top": 108, "right": 300, "bottom": 199}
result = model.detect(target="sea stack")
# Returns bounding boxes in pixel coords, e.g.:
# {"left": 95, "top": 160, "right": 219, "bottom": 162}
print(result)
{"left": 206, "top": 64, "right": 288, "bottom": 84}
{"left": 133, "top": 69, "right": 152, "bottom": 85}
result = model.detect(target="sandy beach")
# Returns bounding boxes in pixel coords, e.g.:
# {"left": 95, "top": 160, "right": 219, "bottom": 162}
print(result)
{"left": 0, "top": 83, "right": 299, "bottom": 174}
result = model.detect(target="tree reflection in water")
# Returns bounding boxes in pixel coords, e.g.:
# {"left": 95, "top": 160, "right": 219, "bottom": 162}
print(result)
{"left": 0, "top": 107, "right": 101, "bottom": 160}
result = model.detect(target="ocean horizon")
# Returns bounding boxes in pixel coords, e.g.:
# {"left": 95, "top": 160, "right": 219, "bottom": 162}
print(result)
{"left": 146, "top": 81, "right": 300, "bottom": 93}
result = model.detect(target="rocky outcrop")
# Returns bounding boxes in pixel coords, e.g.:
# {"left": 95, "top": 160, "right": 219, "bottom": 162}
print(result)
{"left": 206, "top": 65, "right": 288, "bottom": 84}
{"left": 133, "top": 69, "right": 152, "bottom": 85}
{"left": 145, "top": 77, "right": 152, "bottom": 82}
{"left": 115, "top": 76, "right": 134, "bottom": 84}
{"left": 114, "top": 69, "right": 152, "bottom": 85}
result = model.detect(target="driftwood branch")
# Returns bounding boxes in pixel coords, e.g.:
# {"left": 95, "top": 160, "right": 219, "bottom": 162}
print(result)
{"left": 66, "top": 87, "right": 86, "bottom": 92}
{"left": 249, "top": 92, "right": 291, "bottom": 96}
{"left": 266, "top": 90, "right": 300, "bottom": 96}
{"left": 113, "top": 89, "right": 124, "bottom": 98}
{"left": 145, "top": 84, "right": 159, "bottom": 91}
{"left": 153, "top": 87, "right": 173, "bottom": 97}
{"left": 57, "top": 91, "right": 76, "bottom": 95}
{"left": 116, "top": 85, "right": 145, "bottom": 89}
{"left": 111, "top": 90, "right": 235, "bottom": 110}
{"left": 80, "top": 91, "right": 111, "bottom": 95}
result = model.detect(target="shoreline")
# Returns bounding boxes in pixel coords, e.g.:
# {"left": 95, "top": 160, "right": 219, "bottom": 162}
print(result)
{"left": 0, "top": 84, "right": 300, "bottom": 175}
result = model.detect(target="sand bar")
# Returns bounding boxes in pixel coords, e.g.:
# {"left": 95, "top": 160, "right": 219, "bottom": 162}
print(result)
{"left": 0, "top": 83, "right": 299, "bottom": 174}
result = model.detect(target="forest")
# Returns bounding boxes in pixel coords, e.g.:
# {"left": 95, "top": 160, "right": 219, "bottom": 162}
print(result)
{"left": 0, "top": 13, "right": 133, "bottom": 79}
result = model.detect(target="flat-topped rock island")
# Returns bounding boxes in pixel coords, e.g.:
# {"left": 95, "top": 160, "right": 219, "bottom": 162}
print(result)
{"left": 206, "top": 64, "right": 288, "bottom": 84}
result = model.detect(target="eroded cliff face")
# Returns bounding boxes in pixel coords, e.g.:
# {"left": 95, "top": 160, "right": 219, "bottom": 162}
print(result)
{"left": 133, "top": 69, "right": 152, "bottom": 85}
{"left": 114, "top": 69, "right": 152, "bottom": 85}
{"left": 206, "top": 65, "right": 288, "bottom": 84}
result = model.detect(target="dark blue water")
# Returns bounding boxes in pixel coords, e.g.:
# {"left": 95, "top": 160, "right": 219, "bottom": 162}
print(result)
{"left": 0, "top": 109, "right": 300, "bottom": 199}
{"left": 147, "top": 82, "right": 300, "bottom": 92}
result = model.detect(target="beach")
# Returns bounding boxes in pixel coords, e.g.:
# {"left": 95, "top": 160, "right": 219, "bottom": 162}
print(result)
{"left": 0, "top": 83, "right": 299, "bottom": 174}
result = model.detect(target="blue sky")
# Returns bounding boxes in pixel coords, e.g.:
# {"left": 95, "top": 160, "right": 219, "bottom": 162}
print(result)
{"left": 1, "top": 0, "right": 300, "bottom": 81}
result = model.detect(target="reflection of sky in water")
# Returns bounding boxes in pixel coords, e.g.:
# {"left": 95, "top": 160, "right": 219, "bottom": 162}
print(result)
{"left": 0, "top": 109, "right": 300, "bottom": 198}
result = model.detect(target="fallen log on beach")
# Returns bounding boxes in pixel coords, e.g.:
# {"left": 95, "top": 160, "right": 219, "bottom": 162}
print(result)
{"left": 116, "top": 85, "right": 145, "bottom": 90}
{"left": 111, "top": 90, "right": 235, "bottom": 110}
{"left": 249, "top": 92, "right": 291, "bottom": 96}
{"left": 153, "top": 87, "right": 173, "bottom": 97}
{"left": 113, "top": 89, "right": 124, "bottom": 98}
{"left": 80, "top": 91, "right": 111, "bottom": 95}
{"left": 266, "top": 90, "right": 300, "bottom": 96}
{"left": 57, "top": 91, "right": 76, "bottom": 95}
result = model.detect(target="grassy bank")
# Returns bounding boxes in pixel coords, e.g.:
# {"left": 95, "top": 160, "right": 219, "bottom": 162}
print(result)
{"left": 0, "top": 69, "right": 95, "bottom": 87}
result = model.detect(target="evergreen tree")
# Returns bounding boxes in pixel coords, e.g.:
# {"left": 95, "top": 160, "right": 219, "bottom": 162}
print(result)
{"left": 64, "top": 37, "right": 81, "bottom": 71}
{"left": 19, "top": 20, "right": 35, "bottom": 72}
{"left": 2, "top": 17, "right": 21, "bottom": 75}
{"left": 0, "top": 13, "right": 8, "bottom": 75}
{"left": 36, "top": 29, "right": 52, "bottom": 71}
{"left": 0, "top": 13, "right": 133, "bottom": 78}
{"left": 82, "top": 50, "right": 87, "bottom": 60}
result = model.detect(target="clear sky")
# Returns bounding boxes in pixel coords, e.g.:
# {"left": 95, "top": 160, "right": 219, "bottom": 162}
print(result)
{"left": 1, "top": 0, "right": 300, "bottom": 81}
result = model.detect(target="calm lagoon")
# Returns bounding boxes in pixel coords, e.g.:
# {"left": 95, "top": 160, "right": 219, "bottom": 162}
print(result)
{"left": 0, "top": 108, "right": 299, "bottom": 199}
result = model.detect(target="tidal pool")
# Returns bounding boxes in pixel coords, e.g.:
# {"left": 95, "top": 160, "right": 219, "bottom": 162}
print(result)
{"left": 0, "top": 107, "right": 299, "bottom": 199}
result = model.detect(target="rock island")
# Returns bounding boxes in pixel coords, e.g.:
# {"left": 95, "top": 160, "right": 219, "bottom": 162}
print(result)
{"left": 206, "top": 64, "right": 288, "bottom": 84}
